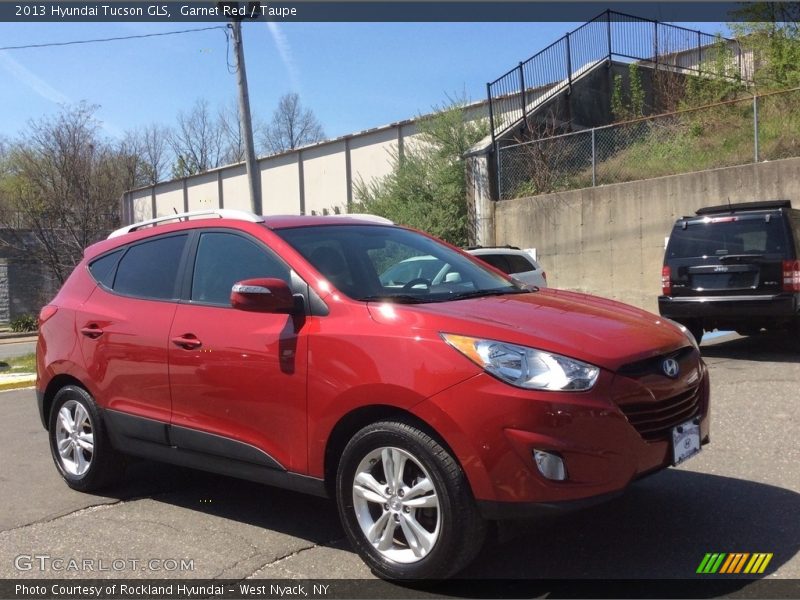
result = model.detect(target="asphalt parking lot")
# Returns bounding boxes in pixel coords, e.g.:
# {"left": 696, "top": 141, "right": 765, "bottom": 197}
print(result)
{"left": 1, "top": 332, "right": 798, "bottom": 593}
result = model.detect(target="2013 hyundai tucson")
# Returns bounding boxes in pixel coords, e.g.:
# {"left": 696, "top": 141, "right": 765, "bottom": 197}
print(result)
{"left": 37, "top": 210, "right": 709, "bottom": 579}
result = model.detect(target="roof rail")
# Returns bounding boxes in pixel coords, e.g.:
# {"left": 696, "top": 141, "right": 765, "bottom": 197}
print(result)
{"left": 465, "top": 244, "right": 521, "bottom": 250}
{"left": 695, "top": 200, "right": 792, "bottom": 215}
{"left": 330, "top": 213, "right": 394, "bottom": 225}
{"left": 108, "top": 209, "right": 264, "bottom": 239}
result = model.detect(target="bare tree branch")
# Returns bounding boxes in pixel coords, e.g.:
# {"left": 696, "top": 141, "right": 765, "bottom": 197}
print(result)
{"left": 259, "top": 93, "right": 325, "bottom": 154}
{"left": 0, "top": 103, "right": 124, "bottom": 284}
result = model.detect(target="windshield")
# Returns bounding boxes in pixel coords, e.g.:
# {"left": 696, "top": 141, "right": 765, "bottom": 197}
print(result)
{"left": 275, "top": 225, "right": 523, "bottom": 303}
{"left": 667, "top": 216, "right": 789, "bottom": 259}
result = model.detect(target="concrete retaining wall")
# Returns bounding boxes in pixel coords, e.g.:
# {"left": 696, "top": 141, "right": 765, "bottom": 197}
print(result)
{"left": 495, "top": 157, "right": 800, "bottom": 313}
{"left": 0, "top": 230, "right": 60, "bottom": 323}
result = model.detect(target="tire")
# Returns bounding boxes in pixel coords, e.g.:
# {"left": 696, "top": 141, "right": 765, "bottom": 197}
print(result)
{"left": 48, "top": 385, "right": 123, "bottom": 492}
{"left": 336, "top": 420, "right": 486, "bottom": 579}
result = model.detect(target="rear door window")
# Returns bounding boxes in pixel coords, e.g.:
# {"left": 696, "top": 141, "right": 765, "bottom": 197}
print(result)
{"left": 113, "top": 234, "right": 188, "bottom": 300}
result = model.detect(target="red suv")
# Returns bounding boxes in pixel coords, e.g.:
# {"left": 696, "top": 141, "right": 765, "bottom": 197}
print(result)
{"left": 37, "top": 210, "right": 709, "bottom": 579}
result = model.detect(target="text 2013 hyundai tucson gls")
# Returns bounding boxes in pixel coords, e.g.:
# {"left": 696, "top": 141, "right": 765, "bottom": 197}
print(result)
{"left": 37, "top": 210, "right": 709, "bottom": 579}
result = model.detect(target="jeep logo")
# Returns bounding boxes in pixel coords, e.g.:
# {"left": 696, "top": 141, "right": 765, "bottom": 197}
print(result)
{"left": 714, "top": 265, "right": 729, "bottom": 272}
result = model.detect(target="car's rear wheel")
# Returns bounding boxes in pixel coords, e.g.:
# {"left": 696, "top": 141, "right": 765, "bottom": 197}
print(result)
{"left": 336, "top": 420, "right": 486, "bottom": 579}
{"left": 48, "top": 385, "right": 123, "bottom": 492}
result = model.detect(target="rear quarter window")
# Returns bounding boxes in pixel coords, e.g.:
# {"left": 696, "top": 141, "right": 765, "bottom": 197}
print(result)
{"left": 476, "top": 253, "right": 534, "bottom": 275}
{"left": 88, "top": 250, "right": 123, "bottom": 288}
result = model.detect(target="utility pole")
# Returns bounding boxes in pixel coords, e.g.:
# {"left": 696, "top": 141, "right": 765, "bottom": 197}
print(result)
{"left": 221, "top": 2, "right": 262, "bottom": 214}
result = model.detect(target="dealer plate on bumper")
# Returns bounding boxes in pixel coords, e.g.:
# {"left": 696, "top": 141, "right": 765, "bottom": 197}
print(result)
{"left": 672, "top": 419, "right": 701, "bottom": 465}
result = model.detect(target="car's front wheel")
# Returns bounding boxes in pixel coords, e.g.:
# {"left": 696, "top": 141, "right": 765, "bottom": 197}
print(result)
{"left": 48, "top": 385, "right": 123, "bottom": 492}
{"left": 336, "top": 420, "right": 486, "bottom": 579}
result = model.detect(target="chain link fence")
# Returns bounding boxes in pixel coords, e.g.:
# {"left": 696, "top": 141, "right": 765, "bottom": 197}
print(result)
{"left": 498, "top": 87, "right": 800, "bottom": 200}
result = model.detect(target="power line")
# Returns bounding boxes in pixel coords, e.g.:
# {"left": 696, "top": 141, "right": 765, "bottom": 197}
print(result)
{"left": 0, "top": 26, "right": 227, "bottom": 52}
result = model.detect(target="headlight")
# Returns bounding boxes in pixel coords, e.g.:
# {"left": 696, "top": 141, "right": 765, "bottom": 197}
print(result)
{"left": 664, "top": 318, "right": 699, "bottom": 350}
{"left": 441, "top": 333, "right": 599, "bottom": 391}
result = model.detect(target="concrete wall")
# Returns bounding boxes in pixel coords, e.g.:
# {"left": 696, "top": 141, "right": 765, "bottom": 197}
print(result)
{"left": 0, "top": 230, "right": 59, "bottom": 322}
{"left": 495, "top": 157, "right": 800, "bottom": 313}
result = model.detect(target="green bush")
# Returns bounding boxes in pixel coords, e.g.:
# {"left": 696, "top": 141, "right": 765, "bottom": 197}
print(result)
{"left": 9, "top": 314, "right": 37, "bottom": 333}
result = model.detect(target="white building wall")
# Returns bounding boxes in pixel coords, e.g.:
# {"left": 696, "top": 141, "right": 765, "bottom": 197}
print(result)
{"left": 154, "top": 180, "right": 184, "bottom": 217}
{"left": 186, "top": 172, "right": 218, "bottom": 212}
{"left": 130, "top": 188, "right": 152, "bottom": 222}
{"left": 304, "top": 141, "right": 347, "bottom": 215}
{"left": 221, "top": 165, "right": 250, "bottom": 212}
{"left": 261, "top": 154, "right": 301, "bottom": 215}
{"left": 349, "top": 128, "right": 399, "bottom": 191}
{"left": 122, "top": 98, "right": 505, "bottom": 223}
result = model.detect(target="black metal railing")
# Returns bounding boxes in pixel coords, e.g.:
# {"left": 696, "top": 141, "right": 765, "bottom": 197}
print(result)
{"left": 487, "top": 9, "right": 748, "bottom": 143}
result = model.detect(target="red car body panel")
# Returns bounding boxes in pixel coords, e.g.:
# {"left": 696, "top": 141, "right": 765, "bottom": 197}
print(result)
{"left": 37, "top": 215, "right": 710, "bottom": 511}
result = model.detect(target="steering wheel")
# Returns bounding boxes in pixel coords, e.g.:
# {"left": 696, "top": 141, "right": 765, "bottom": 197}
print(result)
{"left": 401, "top": 278, "right": 432, "bottom": 292}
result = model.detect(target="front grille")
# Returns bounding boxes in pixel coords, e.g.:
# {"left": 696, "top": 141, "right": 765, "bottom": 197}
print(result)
{"left": 617, "top": 346, "right": 697, "bottom": 378}
{"left": 619, "top": 386, "right": 701, "bottom": 441}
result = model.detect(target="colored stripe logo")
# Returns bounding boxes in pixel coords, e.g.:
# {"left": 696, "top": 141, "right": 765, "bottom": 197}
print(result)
{"left": 697, "top": 553, "right": 773, "bottom": 574}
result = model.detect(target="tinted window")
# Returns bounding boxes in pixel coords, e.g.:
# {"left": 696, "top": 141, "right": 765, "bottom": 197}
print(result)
{"left": 114, "top": 235, "right": 187, "bottom": 300}
{"left": 667, "top": 216, "right": 789, "bottom": 259}
{"left": 88, "top": 250, "right": 123, "bottom": 288}
{"left": 478, "top": 253, "right": 534, "bottom": 275}
{"left": 191, "top": 232, "right": 289, "bottom": 305}
{"left": 476, "top": 254, "right": 511, "bottom": 273}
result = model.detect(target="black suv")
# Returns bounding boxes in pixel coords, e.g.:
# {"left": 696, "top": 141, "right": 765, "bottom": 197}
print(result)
{"left": 659, "top": 200, "right": 800, "bottom": 342}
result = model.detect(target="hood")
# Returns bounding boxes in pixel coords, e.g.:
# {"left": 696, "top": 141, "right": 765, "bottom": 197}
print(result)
{"left": 367, "top": 288, "right": 690, "bottom": 371}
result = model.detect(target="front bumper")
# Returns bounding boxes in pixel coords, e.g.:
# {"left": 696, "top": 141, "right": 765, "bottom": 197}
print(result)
{"left": 413, "top": 361, "right": 710, "bottom": 512}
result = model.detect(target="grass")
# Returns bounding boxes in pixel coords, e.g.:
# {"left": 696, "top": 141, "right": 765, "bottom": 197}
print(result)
{"left": 0, "top": 352, "right": 37, "bottom": 392}
{"left": 1, "top": 352, "right": 36, "bottom": 373}
{"left": 509, "top": 89, "right": 800, "bottom": 197}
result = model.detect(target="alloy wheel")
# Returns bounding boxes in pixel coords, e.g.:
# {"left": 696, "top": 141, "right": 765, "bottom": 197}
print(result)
{"left": 351, "top": 446, "right": 441, "bottom": 564}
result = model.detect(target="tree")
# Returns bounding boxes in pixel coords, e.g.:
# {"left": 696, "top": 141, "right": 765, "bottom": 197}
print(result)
{"left": 218, "top": 99, "right": 246, "bottom": 165}
{"left": 0, "top": 104, "right": 129, "bottom": 283}
{"left": 353, "top": 99, "right": 488, "bottom": 246}
{"left": 730, "top": 3, "right": 800, "bottom": 90}
{"left": 121, "top": 124, "right": 171, "bottom": 186}
{"left": 169, "top": 99, "right": 226, "bottom": 177}
{"left": 259, "top": 93, "right": 325, "bottom": 154}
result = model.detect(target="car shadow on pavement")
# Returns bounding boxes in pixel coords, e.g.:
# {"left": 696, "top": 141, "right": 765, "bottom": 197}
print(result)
{"left": 114, "top": 461, "right": 798, "bottom": 594}
{"left": 114, "top": 459, "right": 345, "bottom": 545}
{"left": 702, "top": 332, "right": 800, "bottom": 363}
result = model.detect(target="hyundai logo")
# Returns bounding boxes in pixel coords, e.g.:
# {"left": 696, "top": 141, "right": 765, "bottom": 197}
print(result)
{"left": 662, "top": 358, "right": 680, "bottom": 378}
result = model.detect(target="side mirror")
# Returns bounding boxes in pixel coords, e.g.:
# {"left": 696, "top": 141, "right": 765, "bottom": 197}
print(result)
{"left": 230, "top": 278, "right": 297, "bottom": 313}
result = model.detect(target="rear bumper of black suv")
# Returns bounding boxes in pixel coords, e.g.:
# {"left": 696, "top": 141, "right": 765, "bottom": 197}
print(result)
{"left": 659, "top": 293, "right": 799, "bottom": 321}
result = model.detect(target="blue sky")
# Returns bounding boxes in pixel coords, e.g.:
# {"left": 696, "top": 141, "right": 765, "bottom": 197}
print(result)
{"left": 0, "top": 19, "right": 728, "bottom": 142}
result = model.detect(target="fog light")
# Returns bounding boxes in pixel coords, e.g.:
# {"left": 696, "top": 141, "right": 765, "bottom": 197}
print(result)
{"left": 533, "top": 449, "right": 567, "bottom": 481}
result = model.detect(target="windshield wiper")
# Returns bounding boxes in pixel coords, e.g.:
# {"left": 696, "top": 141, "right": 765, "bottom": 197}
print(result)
{"left": 450, "top": 287, "right": 530, "bottom": 301}
{"left": 718, "top": 254, "right": 766, "bottom": 264}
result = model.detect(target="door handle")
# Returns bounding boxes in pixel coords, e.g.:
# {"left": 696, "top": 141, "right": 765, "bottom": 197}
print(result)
{"left": 171, "top": 334, "right": 202, "bottom": 350}
{"left": 80, "top": 325, "right": 103, "bottom": 339}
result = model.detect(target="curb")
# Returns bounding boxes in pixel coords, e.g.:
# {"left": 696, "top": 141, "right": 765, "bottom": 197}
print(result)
{"left": 0, "top": 374, "right": 35, "bottom": 392}
{"left": 0, "top": 333, "right": 37, "bottom": 344}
